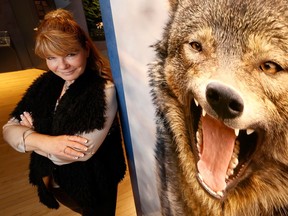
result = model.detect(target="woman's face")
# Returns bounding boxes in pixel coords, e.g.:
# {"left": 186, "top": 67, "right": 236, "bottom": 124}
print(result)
{"left": 45, "top": 45, "right": 89, "bottom": 82}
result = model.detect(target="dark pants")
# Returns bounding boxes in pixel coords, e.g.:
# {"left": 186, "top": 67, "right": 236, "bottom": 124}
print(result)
{"left": 52, "top": 185, "right": 118, "bottom": 216}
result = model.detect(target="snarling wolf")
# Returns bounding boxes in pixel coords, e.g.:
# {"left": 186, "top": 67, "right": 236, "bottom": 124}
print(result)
{"left": 148, "top": 0, "right": 288, "bottom": 215}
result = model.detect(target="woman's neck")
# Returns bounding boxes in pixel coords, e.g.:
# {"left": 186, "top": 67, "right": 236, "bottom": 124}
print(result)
{"left": 65, "top": 80, "right": 75, "bottom": 86}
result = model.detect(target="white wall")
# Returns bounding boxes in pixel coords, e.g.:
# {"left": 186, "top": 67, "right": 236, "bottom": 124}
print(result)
{"left": 110, "top": 0, "right": 170, "bottom": 215}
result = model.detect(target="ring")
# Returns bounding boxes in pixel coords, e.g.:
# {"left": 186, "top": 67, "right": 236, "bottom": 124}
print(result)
{"left": 64, "top": 146, "right": 68, "bottom": 154}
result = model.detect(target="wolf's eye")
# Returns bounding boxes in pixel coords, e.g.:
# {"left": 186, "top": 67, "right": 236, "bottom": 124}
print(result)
{"left": 189, "top": 41, "right": 202, "bottom": 52}
{"left": 259, "top": 61, "right": 283, "bottom": 74}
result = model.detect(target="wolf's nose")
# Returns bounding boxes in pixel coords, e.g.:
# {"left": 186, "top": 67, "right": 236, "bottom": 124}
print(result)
{"left": 206, "top": 82, "right": 244, "bottom": 119}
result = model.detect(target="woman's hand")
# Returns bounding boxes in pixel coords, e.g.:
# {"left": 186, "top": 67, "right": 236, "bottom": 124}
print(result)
{"left": 27, "top": 133, "right": 89, "bottom": 160}
{"left": 20, "top": 111, "right": 34, "bottom": 129}
{"left": 45, "top": 135, "right": 89, "bottom": 159}
{"left": 20, "top": 112, "right": 89, "bottom": 160}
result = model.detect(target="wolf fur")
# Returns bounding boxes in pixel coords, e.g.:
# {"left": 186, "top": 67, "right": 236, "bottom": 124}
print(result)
{"left": 149, "top": 0, "right": 288, "bottom": 215}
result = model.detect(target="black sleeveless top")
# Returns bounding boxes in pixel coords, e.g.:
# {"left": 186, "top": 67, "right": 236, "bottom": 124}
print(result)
{"left": 10, "top": 69, "right": 126, "bottom": 209}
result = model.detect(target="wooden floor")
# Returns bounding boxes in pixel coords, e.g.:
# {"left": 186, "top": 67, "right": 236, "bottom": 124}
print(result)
{"left": 0, "top": 69, "right": 137, "bottom": 216}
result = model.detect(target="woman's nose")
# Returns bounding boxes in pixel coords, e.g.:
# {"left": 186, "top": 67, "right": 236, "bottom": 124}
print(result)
{"left": 58, "top": 58, "right": 69, "bottom": 69}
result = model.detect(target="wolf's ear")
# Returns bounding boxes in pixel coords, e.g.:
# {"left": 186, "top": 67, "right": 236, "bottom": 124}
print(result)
{"left": 169, "top": 0, "right": 178, "bottom": 12}
{"left": 169, "top": 0, "right": 190, "bottom": 12}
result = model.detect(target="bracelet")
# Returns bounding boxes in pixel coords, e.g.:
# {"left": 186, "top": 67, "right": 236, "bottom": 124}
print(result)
{"left": 23, "top": 129, "right": 35, "bottom": 152}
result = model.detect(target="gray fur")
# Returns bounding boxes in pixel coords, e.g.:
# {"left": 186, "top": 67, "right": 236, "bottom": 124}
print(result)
{"left": 149, "top": 0, "right": 288, "bottom": 215}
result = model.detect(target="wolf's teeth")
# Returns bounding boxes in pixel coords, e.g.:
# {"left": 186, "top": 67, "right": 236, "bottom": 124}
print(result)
{"left": 202, "top": 110, "right": 206, "bottom": 117}
{"left": 246, "top": 129, "right": 254, "bottom": 135}
{"left": 235, "top": 140, "right": 240, "bottom": 146}
{"left": 196, "top": 131, "right": 200, "bottom": 143}
{"left": 197, "top": 173, "right": 225, "bottom": 199}
{"left": 198, "top": 173, "right": 203, "bottom": 181}
{"left": 226, "top": 140, "right": 240, "bottom": 179}
{"left": 234, "top": 129, "right": 240, "bottom": 136}
{"left": 197, "top": 143, "right": 201, "bottom": 152}
{"left": 234, "top": 141, "right": 240, "bottom": 154}
{"left": 227, "top": 168, "right": 234, "bottom": 176}
{"left": 216, "top": 191, "right": 224, "bottom": 197}
{"left": 194, "top": 98, "right": 199, "bottom": 106}
{"left": 229, "top": 158, "right": 239, "bottom": 169}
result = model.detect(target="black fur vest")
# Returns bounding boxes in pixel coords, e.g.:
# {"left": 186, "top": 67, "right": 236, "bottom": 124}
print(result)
{"left": 10, "top": 69, "right": 126, "bottom": 209}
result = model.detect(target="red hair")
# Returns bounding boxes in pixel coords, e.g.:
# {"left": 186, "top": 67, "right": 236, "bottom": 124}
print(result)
{"left": 35, "top": 9, "right": 112, "bottom": 81}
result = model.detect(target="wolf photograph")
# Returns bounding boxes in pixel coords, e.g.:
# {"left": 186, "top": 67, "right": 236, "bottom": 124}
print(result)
{"left": 149, "top": 0, "right": 288, "bottom": 215}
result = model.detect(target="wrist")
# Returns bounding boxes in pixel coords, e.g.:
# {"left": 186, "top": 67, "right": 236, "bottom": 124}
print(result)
{"left": 23, "top": 129, "right": 35, "bottom": 152}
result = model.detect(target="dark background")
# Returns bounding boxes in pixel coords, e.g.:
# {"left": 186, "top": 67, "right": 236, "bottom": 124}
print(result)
{"left": 0, "top": 0, "right": 101, "bottom": 73}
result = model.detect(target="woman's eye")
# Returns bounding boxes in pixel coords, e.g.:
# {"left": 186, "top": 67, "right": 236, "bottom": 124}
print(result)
{"left": 46, "top": 57, "right": 55, "bottom": 60}
{"left": 67, "top": 53, "right": 77, "bottom": 57}
{"left": 189, "top": 41, "right": 202, "bottom": 52}
{"left": 259, "top": 61, "right": 283, "bottom": 74}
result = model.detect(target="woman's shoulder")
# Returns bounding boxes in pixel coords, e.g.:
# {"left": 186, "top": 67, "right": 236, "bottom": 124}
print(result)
{"left": 105, "top": 80, "right": 115, "bottom": 90}
{"left": 32, "top": 71, "right": 58, "bottom": 84}
{"left": 25, "top": 71, "right": 60, "bottom": 92}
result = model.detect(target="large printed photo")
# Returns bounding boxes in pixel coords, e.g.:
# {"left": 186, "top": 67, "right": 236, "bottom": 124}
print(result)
{"left": 101, "top": 0, "right": 169, "bottom": 215}
{"left": 102, "top": 0, "right": 288, "bottom": 215}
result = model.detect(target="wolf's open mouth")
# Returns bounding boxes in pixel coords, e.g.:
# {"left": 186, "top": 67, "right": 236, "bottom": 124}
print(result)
{"left": 191, "top": 99, "right": 258, "bottom": 199}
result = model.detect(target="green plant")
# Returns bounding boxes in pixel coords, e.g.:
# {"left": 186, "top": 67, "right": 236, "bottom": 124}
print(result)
{"left": 82, "top": 0, "right": 102, "bottom": 28}
{"left": 82, "top": 0, "right": 105, "bottom": 40}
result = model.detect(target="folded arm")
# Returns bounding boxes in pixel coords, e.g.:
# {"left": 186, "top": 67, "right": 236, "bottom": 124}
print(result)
{"left": 2, "top": 83, "right": 118, "bottom": 165}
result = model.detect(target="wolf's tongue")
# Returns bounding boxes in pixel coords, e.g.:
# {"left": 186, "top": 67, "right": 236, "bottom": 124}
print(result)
{"left": 197, "top": 114, "right": 236, "bottom": 192}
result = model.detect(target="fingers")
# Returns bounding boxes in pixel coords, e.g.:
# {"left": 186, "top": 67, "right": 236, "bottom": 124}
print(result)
{"left": 23, "top": 111, "right": 33, "bottom": 123}
{"left": 63, "top": 146, "right": 85, "bottom": 159}
{"left": 62, "top": 135, "right": 89, "bottom": 159}
{"left": 67, "top": 135, "right": 88, "bottom": 145}
{"left": 20, "top": 111, "right": 34, "bottom": 128}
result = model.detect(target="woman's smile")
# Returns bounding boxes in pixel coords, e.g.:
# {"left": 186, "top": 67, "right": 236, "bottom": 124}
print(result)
{"left": 45, "top": 46, "right": 89, "bottom": 81}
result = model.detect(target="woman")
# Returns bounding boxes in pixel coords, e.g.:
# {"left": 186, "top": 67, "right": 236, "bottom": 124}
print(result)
{"left": 2, "top": 9, "right": 126, "bottom": 215}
